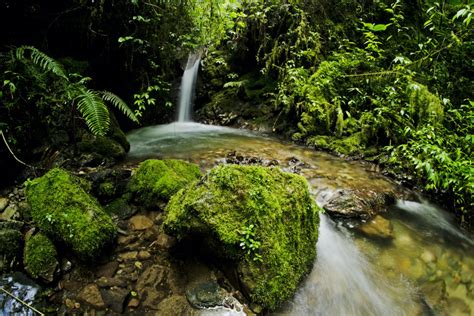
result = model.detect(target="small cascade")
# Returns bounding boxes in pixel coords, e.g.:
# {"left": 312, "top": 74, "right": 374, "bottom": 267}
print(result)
{"left": 396, "top": 200, "right": 474, "bottom": 245}
{"left": 177, "top": 52, "right": 201, "bottom": 122}
{"left": 288, "top": 214, "right": 416, "bottom": 315}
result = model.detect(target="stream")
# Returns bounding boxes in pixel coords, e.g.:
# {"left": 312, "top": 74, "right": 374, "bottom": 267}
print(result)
{"left": 127, "top": 122, "right": 473, "bottom": 315}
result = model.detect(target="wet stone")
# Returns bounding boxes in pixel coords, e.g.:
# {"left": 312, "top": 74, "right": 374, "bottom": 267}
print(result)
{"left": 186, "top": 281, "right": 227, "bottom": 309}
{"left": 100, "top": 287, "right": 129, "bottom": 313}
{"left": 119, "top": 251, "right": 138, "bottom": 261}
{"left": 138, "top": 250, "right": 152, "bottom": 260}
{"left": 77, "top": 284, "right": 105, "bottom": 308}
{"left": 0, "top": 204, "right": 19, "bottom": 221}
{"left": 128, "top": 298, "right": 140, "bottom": 308}
{"left": 155, "top": 295, "right": 195, "bottom": 315}
{"left": 96, "top": 261, "right": 119, "bottom": 278}
{"left": 156, "top": 233, "right": 176, "bottom": 250}
{"left": 0, "top": 197, "right": 8, "bottom": 212}
{"left": 358, "top": 215, "right": 393, "bottom": 240}
{"left": 420, "top": 280, "right": 447, "bottom": 310}
{"left": 128, "top": 215, "right": 154, "bottom": 230}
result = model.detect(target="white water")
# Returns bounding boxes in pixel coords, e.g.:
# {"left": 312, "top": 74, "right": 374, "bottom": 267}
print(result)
{"left": 396, "top": 200, "right": 474, "bottom": 246}
{"left": 177, "top": 53, "right": 201, "bottom": 122}
{"left": 287, "top": 214, "right": 416, "bottom": 316}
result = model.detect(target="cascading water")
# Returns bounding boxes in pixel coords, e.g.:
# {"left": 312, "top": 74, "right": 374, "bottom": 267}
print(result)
{"left": 287, "top": 214, "right": 417, "bottom": 316}
{"left": 177, "top": 52, "right": 201, "bottom": 122}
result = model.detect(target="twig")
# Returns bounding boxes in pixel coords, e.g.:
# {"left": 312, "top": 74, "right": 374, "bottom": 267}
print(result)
{"left": 0, "top": 287, "right": 45, "bottom": 316}
{"left": 0, "top": 130, "right": 35, "bottom": 169}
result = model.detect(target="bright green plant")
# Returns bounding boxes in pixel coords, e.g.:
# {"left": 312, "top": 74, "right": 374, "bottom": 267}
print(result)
{"left": 8, "top": 46, "right": 139, "bottom": 136}
{"left": 239, "top": 224, "right": 263, "bottom": 262}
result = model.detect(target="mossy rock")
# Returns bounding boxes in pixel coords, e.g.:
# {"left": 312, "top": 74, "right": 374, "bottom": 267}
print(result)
{"left": 24, "top": 233, "right": 58, "bottom": 282}
{"left": 25, "top": 168, "right": 117, "bottom": 260}
{"left": 78, "top": 133, "right": 126, "bottom": 160}
{"left": 129, "top": 159, "right": 202, "bottom": 207}
{"left": 164, "top": 165, "right": 320, "bottom": 310}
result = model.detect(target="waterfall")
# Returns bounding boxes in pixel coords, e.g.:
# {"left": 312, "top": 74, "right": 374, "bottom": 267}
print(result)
{"left": 177, "top": 52, "right": 201, "bottom": 122}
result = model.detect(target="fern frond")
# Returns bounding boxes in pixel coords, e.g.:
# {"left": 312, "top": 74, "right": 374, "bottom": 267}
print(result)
{"left": 15, "top": 46, "right": 68, "bottom": 79}
{"left": 75, "top": 89, "right": 110, "bottom": 136}
{"left": 100, "top": 91, "right": 139, "bottom": 123}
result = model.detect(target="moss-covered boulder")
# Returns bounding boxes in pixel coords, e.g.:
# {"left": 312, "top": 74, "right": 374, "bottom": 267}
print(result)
{"left": 129, "top": 159, "right": 201, "bottom": 207}
{"left": 25, "top": 168, "right": 117, "bottom": 260}
{"left": 24, "top": 233, "right": 58, "bottom": 282}
{"left": 164, "top": 165, "right": 320, "bottom": 310}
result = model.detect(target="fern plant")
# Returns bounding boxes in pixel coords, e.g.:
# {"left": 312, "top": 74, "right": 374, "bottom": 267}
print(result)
{"left": 11, "top": 46, "right": 138, "bottom": 136}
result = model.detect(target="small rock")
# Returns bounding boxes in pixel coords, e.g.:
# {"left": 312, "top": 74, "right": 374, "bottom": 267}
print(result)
{"left": 0, "top": 204, "right": 19, "bottom": 221}
{"left": 155, "top": 295, "right": 195, "bottom": 315}
{"left": 358, "top": 215, "right": 394, "bottom": 239}
{"left": 0, "top": 197, "right": 9, "bottom": 211}
{"left": 138, "top": 250, "right": 152, "bottom": 260}
{"left": 421, "top": 251, "right": 436, "bottom": 264}
{"left": 128, "top": 215, "right": 154, "bottom": 230}
{"left": 100, "top": 287, "right": 129, "bottom": 313}
{"left": 61, "top": 259, "right": 73, "bottom": 273}
{"left": 156, "top": 233, "right": 176, "bottom": 250}
{"left": 96, "top": 261, "right": 119, "bottom": 278}
{"left": 77, "top": 284, "right": 105, "bottom": 308}
{"left": 420, "top": 280, "right": 447, "bottom": 310}
{"left": 119, "top": 251, "right": 138, "bottom": 261}
{"left": 65, "top": 298, "right": 75, "bottom": 309}
{"left": 96, "top": 276, "right": 127, "bottom": 288}
{"left": 128, "top": 298, "right": 140, "bottom": 308}
{"left": 186, "top": 281, "right": 227, "bottom": 309}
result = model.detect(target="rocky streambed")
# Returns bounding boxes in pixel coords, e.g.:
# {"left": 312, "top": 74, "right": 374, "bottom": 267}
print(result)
{"left": 0, "top": 122, "right": 472, "bottom": 315}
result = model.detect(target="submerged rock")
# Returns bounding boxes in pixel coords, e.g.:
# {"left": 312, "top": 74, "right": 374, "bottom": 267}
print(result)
{"left": 320, "top": 188, "right": 396, "bottom": 219}
{"left": 25, "top": 168, "right": 117, "bottom": 260}
{"left": 164, "top": 165, "right": 321, "bottom": 310}
{"left": 78, "top": 284, "right": 105, "bottom": 308}
{"left": 358, "top": 215, "right": 394, "bottom": 240}
{"left": 129, "top": 159, "right": 201, "bottom": 207}
{"left": 23, "top": 233, "right": 58, "bottom": 283}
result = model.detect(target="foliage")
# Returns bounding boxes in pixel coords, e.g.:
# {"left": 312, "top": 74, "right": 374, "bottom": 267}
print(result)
{"left": 200, "top": 0, "right": 473, "bottom": 225}
{"left": 2, "top": 46, "right": 138, "bottom": 137}
{"left": 239, "top": 224, "right": 263, "bottom": 262}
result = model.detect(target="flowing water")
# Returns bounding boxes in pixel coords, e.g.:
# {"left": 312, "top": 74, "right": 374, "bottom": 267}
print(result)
{"left": 177, "top": 53, "right": 201, "bottom": 122}
{"left": 127, "top": 122, "right": 473, "bottom": 315}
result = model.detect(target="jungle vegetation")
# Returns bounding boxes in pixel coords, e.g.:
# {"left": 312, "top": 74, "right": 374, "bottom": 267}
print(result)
{"left": 0, "top": 0, "right": 472, "bottom": 227}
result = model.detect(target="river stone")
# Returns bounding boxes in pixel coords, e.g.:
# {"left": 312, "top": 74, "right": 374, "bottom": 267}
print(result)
{"left": 164, "top": 165, "right": 321, "bottom": 310}
{"left": 155, "top": 295, "right": 196, "bottom": 315}
{"left": 421, "top": 250, "right": 436, "bottom": 264}
{"left": 78, "top": 284, "right": 105, "bottom": 308}
{"left": 357, "top": 215, "right": 393, "bottom": 239}
{"left": 186, "top": 281, "right": 226, "bottom": 309}
{"left": 0, "top": 197, "right": 8, "bottom": 211}
{"left": 128, "top": 215, "right": 154, "bottom": 230}
{"left": 320, "top": 188, "right": 396, "bottom": 219}
{"left": 0, "top": 204, "right": 19, "bottom": 221}
{"left": 420, "top": 280, "right": 447, "bottom": 310}
{"left": 100, "top": 287, "right": 129, "bottom": 313}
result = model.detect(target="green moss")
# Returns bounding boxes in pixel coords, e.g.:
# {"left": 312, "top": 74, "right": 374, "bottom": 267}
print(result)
{"left": 25, "top": 168, "right": 117, "bottom": 260}
{"left": 164, "top": 165, "right": 321, "bottom": 310}
{"left": 129, "top": 159, "right": 202, "bottom": 207}
{"left": 99, "top": 181, "right": 115, "bottom": 198}
{"left": 408, "top": 82, "right": 444, "bottom": 126}
{"left": 0, "top": 228, "right": 22, "bottom": 271}
{"left": 24, "top": 233, "right": 58, "bottom": 280}
{"left": 78, "top": 133, "right": 126, "bottom": 160}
